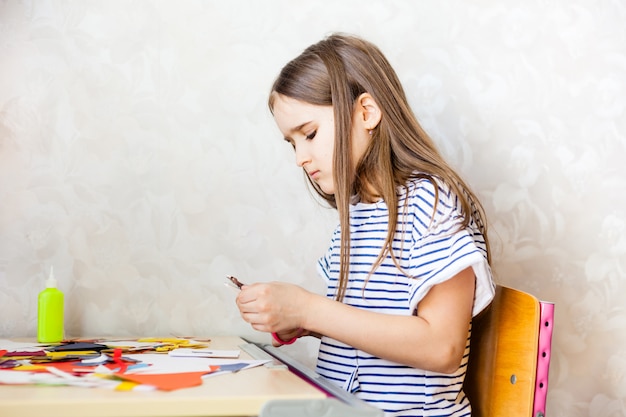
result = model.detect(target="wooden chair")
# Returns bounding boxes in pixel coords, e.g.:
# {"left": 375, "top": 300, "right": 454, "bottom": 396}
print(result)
{"left": 464, "top": 285, "right": 554, "bottom": 417}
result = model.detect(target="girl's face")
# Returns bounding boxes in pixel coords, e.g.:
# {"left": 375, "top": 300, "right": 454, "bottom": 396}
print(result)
{"left": 271, "top": 93, "right": 371, "bottom": 195}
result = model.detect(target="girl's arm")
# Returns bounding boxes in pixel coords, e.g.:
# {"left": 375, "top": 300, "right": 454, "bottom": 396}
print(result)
{"left": 236, "top": 266, "right": 475, "bottom": 374}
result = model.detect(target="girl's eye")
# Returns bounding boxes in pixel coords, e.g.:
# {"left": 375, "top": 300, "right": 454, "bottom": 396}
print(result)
{"left": 305, "top": 131, "right": 317, "bottom": 140}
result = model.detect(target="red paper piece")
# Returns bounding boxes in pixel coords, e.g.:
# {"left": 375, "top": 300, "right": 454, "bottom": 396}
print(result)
{"left": 113, "top": 366, "right": 220, "bottom": 391}
{"left": 112, "top": 348, "right": 127, "bottom": 373}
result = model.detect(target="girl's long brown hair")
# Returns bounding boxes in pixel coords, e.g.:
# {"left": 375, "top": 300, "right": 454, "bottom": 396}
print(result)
{"left": 269, "top": 34, "right": 490, "bottom": 302}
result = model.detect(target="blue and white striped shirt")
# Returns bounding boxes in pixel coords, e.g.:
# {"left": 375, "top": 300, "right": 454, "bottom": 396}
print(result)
{"left": 316, "top": 176, "right": 495, "bottom": 417}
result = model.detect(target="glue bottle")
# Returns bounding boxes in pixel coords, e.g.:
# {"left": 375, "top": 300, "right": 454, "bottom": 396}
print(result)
{"left": 37, "top": 266, "right": 64, "bottom": 343}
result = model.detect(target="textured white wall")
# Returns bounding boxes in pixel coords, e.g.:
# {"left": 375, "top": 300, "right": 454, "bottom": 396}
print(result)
{"left": 1, "top": 1, "right": 625, "bottom": 415}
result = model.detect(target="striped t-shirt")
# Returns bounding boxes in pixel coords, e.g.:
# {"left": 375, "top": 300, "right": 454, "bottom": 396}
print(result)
{"left": 316, "top": 176, "right": 495, "bottom": 417}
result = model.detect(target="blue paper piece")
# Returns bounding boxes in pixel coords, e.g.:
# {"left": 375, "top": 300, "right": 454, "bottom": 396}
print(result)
{"left": 217, "top": 363, "right": 249, "bottom": 373}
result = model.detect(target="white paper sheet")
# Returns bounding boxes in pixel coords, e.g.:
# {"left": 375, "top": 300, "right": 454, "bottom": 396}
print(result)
{"left": 122, "top": 353, "right": 268, "bottom": 374}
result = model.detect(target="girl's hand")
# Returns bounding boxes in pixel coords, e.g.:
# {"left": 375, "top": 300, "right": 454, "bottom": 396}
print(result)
{"left": 235, "top": 282, "right": 310, "bottom": 334}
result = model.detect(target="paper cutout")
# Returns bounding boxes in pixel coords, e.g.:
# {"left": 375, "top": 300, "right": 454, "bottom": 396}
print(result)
{"left": 35, "top": 361, "right": 83, "bottom": 373}
{"left": 115, "top": 379, "right": 140, "bottom": 391}
{"left": 47, "top": 342, "right": 109, "bottom": 352}
{"left": 120, "top": 353, "right": 266, "bottom": 375}
{"left": 213, "top": 362, "right": 249, "bottom": 373}
{"left": 44, "top": 351, "right": 99, "bottom": 359}
{"left": 0, "top": 360, "right": 19, "bottom": 369}
{"left": 79, "top": 353, "right": 110, "bottom": 365}
{"left": 3, "top": 350, "right": 46, "bottom": 357}
{"left": 113, "top": 367, "right": 220, "bottom": 391}
{"left": 169, "top": 348, "right": 240, "bottom": 358}
{"left": 0, "top": 340, "right": 48, "bottom": 352}
{"left": 0, "top": 369, "right": 63, "bottom": 385}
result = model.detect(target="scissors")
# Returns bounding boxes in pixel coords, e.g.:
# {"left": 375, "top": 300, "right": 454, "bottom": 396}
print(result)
{"left": 225, "top": 275, "right": 245, "bottom": 289}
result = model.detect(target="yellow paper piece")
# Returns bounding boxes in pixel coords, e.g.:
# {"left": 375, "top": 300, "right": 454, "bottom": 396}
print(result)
{"left": 13, "top": 365, "right": 47, "bottom": 371}
{"left": 46, "top": 351, "right": 98, "bottom": 358}
{"left": 115, "top": 380, "right": 140, "bottom": 391}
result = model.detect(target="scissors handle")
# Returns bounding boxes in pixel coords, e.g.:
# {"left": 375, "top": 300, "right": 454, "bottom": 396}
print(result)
{"left": 226, "top": 275, "right": 245, "bottom": 289}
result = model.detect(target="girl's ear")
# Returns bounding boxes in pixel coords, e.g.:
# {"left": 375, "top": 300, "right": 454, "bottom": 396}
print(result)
{"left": 355, "top": 93, "right": 382, "bottom": 130}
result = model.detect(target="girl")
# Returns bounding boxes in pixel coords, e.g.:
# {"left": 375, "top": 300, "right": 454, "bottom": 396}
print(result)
{"left": 235, "top": 34, "right": 495, "bottom": 417}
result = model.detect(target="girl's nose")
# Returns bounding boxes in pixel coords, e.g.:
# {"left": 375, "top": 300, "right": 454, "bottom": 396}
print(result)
{"left": 295, "top": 148, "right": 311, "bottom": 168}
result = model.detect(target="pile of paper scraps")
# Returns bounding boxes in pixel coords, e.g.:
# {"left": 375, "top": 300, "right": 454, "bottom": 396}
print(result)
{"left": 0, "top": 338, "right": 269, "bottom": 391}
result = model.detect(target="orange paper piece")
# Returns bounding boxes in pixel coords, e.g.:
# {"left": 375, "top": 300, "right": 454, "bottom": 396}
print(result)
{"left": 113, "top": 366, "right": 220, "bottom": 391}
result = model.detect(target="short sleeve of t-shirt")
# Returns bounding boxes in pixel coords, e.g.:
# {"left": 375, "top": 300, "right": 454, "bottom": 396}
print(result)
{"left": 405, "top": 178, "right": 494, "bottom": 316}
{"left": 316, "top": 177, "right": 494, "bottom": 317}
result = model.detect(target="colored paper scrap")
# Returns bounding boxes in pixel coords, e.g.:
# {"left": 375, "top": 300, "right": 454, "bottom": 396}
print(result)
{"left": 121, "top": 354, "right": 266, "bottom": 375}
{"left": 0, "top": 340, "right": 48, "bottom": 352}
{"left": 213, "top": 362, "right": 249, "bottom": 373}
{"left": 3, "top": 350, "right": 47, "bottom": 357}
{"left": 114, "top": 379, "right": 140, "bottom": 391}
{"left": 168, "top": 348, "right": 240, "bottom": 358}
{"left": 0, "top": 369, "right": 63, "bottom": 385}
{"left": 113, "top": 367, "right": 220, "bottom": 391}
{"left": 0, "top": 360, "right": 19, "bottom": 369}
{"left": 44, "top": 351, "right": 99, "bottom": 358}
{"left": 47, "top": 342, "right": 109, "bottom": 352}
{"left": 79, "top": 353, "right": 110, "bottom": 365}
{"left": 134, "top": 338, "right": 210, "bottom": 352}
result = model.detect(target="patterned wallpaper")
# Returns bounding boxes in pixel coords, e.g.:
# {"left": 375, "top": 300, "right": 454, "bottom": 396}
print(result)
{"left": 1, "top": 1, "right": 625, "bottom": 415}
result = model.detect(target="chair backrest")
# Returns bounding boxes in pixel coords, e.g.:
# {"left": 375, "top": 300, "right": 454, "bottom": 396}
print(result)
{"left": 464, "top": 285, "right": 554, "bottom": 417}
